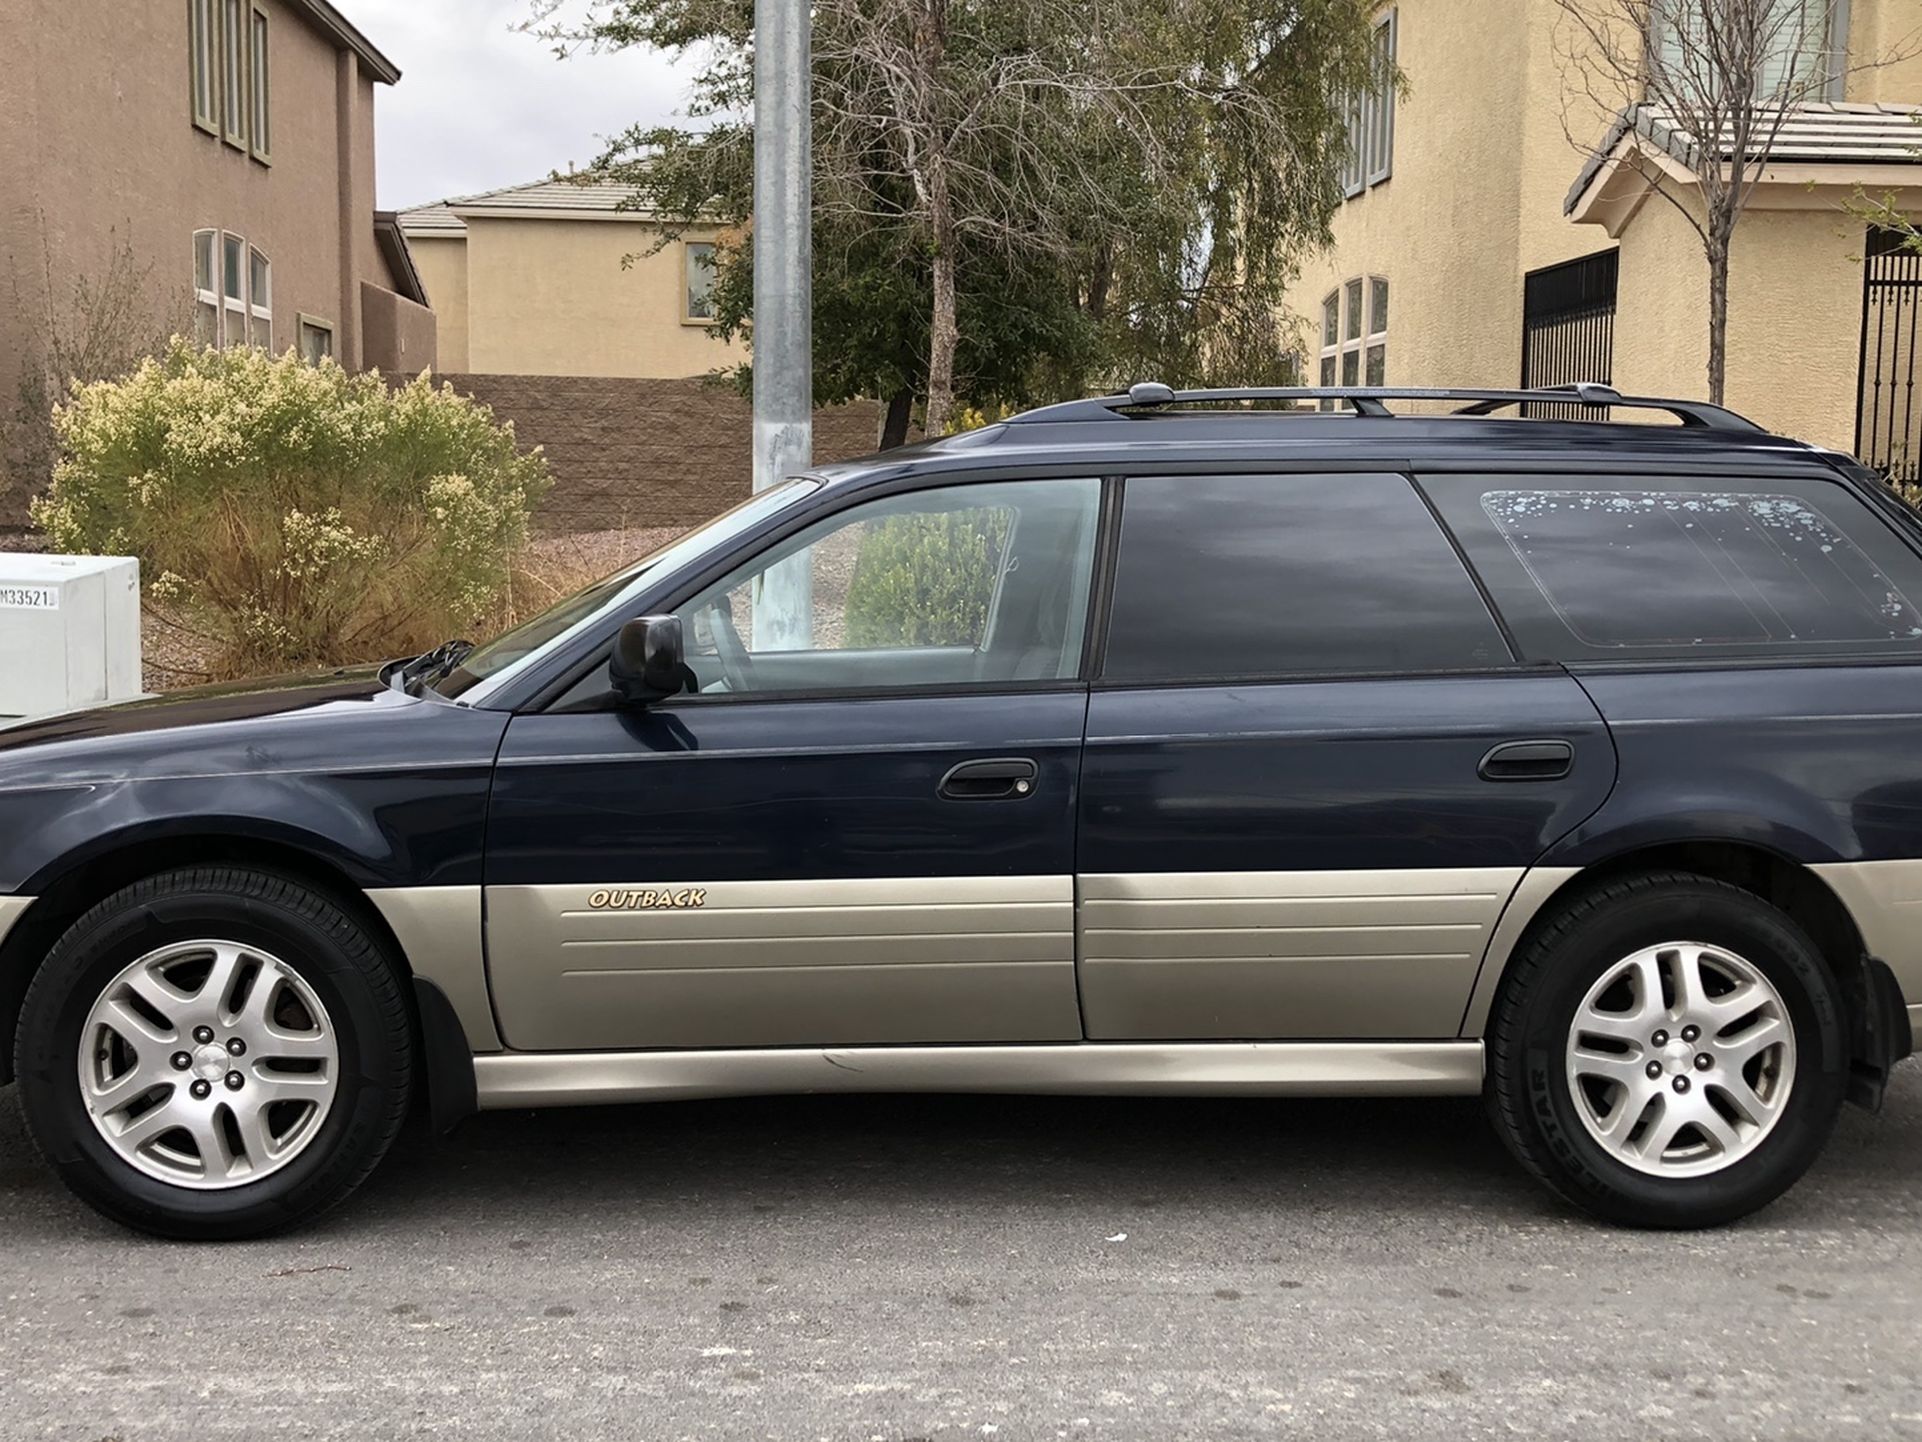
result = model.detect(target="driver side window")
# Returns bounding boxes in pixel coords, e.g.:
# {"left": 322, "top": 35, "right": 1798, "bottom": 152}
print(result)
{"left": 675, "top": 478, "right": 1101, "bottom": 697}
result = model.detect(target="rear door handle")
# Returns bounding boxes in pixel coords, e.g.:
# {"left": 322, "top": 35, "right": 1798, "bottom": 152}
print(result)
{"left": 939, "top": 757, "right": 1039, "bottom": 801}
{"left": 1479, "top": 739, "right": 1574, "bottom": 782}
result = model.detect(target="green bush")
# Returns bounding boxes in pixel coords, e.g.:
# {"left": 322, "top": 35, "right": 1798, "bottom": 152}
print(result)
{"left": 33, "top": 339, "right": 550, "bottom": 677}
{"left": 844, "top": 508, "right": 1009, "bottom": 648}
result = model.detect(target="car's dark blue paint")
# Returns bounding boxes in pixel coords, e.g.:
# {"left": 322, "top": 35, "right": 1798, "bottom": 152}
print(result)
{"left": 0, "top": 673, "right": 507, "bottom": 894}
{"left": 1547, "top": 664, "right": 1922, "bottom": 867}
{"left": 1079, "top": 673, "right": 1616, "bottom": 875}
{"left": 2, "top": 403, "right": 1919, "bottom": 1057}
{"left": 487, "top": 690, "right": 1086, "bottom": 885}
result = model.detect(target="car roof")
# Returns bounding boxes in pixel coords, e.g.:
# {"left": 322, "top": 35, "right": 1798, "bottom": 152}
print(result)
{"left": 808, "top": 392, "right": 1836, "bottom": 494}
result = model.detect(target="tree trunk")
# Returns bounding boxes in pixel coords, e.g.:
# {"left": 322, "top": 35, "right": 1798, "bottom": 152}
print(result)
{"left": 924, "top": 158, "right": 959, "bottom": 437}
{"left": 1705, "top": 227, "right": 1731, "bottom": 406}
{"left": 915, "top": 0, "right": 957, "bottom": 438}
{"left": 1088, "top": 242, "right": 1113, "bottom": 324}
{"left": 880, "top": 385, "right": 914, "bottom": 449}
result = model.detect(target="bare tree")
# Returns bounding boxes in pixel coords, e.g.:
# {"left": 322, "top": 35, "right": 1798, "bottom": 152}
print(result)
{"left": 1851, "top": 114, "right": 1922, "bottom": 255}
{"left": 1553, "top": 0, "right": 1912, "bottom": 403}
{"left": 533, "top": 0, "right": 1379, "bottom": 435}
{"left": 3, "top": 221, "right": 185, "bottom": 508}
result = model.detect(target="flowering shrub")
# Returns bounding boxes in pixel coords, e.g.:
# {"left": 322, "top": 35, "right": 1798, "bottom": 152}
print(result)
{"left": 844, "top": 508, "right": 1010, "bottom": 648}
{"left": 34, "top": 340, "right": 550, "bottom": 676}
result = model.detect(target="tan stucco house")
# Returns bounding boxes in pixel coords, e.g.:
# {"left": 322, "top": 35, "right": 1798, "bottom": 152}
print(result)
{"left": 1285, "top": 1, "right": 1922, "bottom": 481}
{"left": 397, "top": 178, "right": 738, "bottom": 378}
{"left": 0, "top": 0, "right": 433, "bottom": 494}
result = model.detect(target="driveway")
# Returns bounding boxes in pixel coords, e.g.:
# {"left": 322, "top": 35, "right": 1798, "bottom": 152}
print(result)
{"left": 4, "top": 1067, "right": 1921, "bottom": 1440}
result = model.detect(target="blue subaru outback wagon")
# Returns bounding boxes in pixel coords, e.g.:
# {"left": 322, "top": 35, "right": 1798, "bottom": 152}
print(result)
{"left": 3, "top": 382, "right": 1917, "bottom": 1237}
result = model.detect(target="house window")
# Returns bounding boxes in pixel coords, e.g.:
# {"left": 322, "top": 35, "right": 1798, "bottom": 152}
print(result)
{"left": 193, "top": 229, "right": 220, "bottom": 343}
{"left": 221, "top": 0, "right": 247, "bottom": 147}
{"left": 249, "top": 246, "right": 273, "bottom": 350}
{"left": 1366, "top": 11, "right": 1397, "bottom": 185}
{"left": 196, "top": 230, "right": 273, "bottom": 348}
{"left": 1319, "top": 276, "right": 1389, "bottom": 399}
{"left": 299, "top": 316, "right": 335, "bottom": 365}
{"left": 1318, "top": 292, "right": 1340, "bottom": 386}
{"left": 1367, "top": 277, "right": 1389, "bottom": 384}
{"left": 249, "top": 3, "right": 271, "bottom": 163}
{"left": 1652, "top": 0, "right": 1845, "bottom": 100}
{"left": 222, "top": 232, "right": 247, "bottom": 345}
{"left": 1342, "top": 9, "right": 1397, "bottom": 198}
{"left": 189, "top": 0, "right": 219, "bottom": 134}
{"left": 684, "top": 241, "right": 718, "bottom": 323}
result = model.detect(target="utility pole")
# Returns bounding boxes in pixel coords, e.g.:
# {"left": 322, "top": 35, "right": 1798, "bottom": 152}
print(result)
{"left": 750, "top": 0, "right": 813, "bottom": 648}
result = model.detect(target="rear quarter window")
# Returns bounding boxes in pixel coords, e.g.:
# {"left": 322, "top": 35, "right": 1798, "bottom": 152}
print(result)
{"left": 1424, "top": 474, "right": 1922, "bottom": 662}
{"left": 1101, "top": 473, "right": 1512, "bottom": 681}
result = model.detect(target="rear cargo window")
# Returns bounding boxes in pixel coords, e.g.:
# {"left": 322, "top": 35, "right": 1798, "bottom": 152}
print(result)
{"left": 1425, "top": 476, "right": 1922, "bottom": 662}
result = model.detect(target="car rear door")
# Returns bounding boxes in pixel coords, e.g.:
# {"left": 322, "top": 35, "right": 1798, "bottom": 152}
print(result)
{"left": 1075, "top": 471, "right": 1616, "bottom": 1040}
{"left": 483, "top": 475, "right": 1104, "bottom": 1052}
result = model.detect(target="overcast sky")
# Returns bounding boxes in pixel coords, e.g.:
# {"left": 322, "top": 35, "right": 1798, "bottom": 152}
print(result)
{"left": 344, "top": 0, "right": 691, "bottom": 210}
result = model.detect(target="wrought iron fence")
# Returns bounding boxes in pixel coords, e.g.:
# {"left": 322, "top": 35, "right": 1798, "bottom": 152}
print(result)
{"left": 1521, "top": 249, "right": 1619, "bottom": 419}
{"left": 1858, "top": 227, "right": 1921, "bottom": 488}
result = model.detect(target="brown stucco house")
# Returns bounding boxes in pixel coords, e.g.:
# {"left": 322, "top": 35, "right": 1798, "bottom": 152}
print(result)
{"left": 0, "top": 0, "right": 434, "bottom": 516}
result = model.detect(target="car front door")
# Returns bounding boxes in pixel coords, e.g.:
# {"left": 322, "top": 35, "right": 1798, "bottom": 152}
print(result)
{"left": 1075, "top": 472, "right": 1617, "bottom": 1041}
{"left": 483, "top": 476, "right": 1104, "bottom": 1051}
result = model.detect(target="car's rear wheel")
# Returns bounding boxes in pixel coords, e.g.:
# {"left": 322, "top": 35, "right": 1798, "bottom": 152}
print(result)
{"left": 1487, "top": 871, "right": 1849, "bottom": 1228}
{"left": 14, "top": 867, "right": 412, "bottom": 1239}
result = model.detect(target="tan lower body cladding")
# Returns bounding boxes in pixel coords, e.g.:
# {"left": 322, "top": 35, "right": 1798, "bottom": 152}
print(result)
{"left": 485, "top": 874, "right": 1080, "bottom": 1051}
{"left": 1078, "top": 868, "right": 1526, "bottom": 1039}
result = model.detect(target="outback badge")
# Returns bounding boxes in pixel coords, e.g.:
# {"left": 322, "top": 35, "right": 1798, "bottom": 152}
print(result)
{"left": 588, "top": 887, "right": 708, "bottom": 910}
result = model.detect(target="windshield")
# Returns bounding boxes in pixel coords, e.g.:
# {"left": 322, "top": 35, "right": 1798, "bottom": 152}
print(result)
{"left": 433, "top": 479, "right": 820, "bottom": 702}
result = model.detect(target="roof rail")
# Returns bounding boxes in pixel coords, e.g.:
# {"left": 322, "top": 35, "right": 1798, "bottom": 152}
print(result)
{"left": 1006, "top": 383, "right": 1764, "bottom": 432}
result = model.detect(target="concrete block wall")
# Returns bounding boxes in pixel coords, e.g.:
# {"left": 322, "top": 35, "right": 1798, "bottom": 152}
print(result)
{"left": 439, "top": 373, "right": 886, "bottom": 534}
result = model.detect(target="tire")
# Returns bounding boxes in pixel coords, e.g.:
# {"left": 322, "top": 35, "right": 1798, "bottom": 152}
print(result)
{"left": 13, "top": 867, "right": 413, "bottom": 1240}
{"left": 1486, "top": 871, "right": 1849, "bottom": 1229}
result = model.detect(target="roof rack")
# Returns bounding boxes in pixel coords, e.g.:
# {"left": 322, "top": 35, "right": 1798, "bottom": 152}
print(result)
{"left": 1007, "top": 383, "right": 1763, "bottom": 432}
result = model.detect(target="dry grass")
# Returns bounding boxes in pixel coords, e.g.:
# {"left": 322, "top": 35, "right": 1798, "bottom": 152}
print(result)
{"left": 139, "top": 523, "right": 690, "bottom": 693}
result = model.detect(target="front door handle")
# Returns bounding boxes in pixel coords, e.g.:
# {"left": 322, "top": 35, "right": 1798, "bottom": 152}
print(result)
{"left": 1479, "top": 739, "right": 1574, "bottom": 782}
{"left": 939, "top": 757, "right": 1039, "bottom": 801}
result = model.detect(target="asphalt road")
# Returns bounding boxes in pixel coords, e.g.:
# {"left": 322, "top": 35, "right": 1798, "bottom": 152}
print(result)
{"left": 4, "top": 1066, "right": 1922, "bottom": 1442}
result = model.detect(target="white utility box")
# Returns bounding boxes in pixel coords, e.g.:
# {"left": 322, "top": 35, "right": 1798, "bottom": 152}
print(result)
{"left": 0, "top": 553, "right": 142, "bottom": 717}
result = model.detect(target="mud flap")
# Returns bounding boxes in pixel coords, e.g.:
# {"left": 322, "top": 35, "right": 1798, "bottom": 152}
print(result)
{"left": 414, "top": 976, "right": 479, "bottom": 1133}
{"left": 1847, "top": 956, "right": 1914, "bottom": 1112}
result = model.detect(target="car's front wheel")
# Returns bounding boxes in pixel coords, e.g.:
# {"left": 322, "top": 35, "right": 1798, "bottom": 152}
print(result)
{"left": 1487, "top": 872, "right": 1849, "bottom": 1228}
{"left": 14, "top": 867, "right": 412, "bottom": 1239}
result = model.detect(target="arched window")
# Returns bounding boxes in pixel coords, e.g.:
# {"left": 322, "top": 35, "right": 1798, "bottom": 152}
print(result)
{"left": 191, "top": 230, "right": 272, "bottom": 349}
{"left": 249, "top": 245, "right": 273, "bottom": 350}
{"left": 1319, "top": 276, "right": 1389, "bottom": 397}
{"left": 192, "top": 230, "right": 220, "bottom": 345}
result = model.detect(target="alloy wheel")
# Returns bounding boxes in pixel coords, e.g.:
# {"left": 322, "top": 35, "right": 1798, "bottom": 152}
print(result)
{"left": 75, "top": 939, "right": 339, "bottom": 1189}
{"left": 1564, "top": 941, "right": 1796, "bottom": 1178}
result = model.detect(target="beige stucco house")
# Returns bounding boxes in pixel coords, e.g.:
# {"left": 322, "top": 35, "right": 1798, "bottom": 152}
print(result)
{"left": 398, "top": 178, "right": 739, "bottom": 378}
{"left": 0, "top": 0, "right": 433, "bottom": 412}
{"left": 1285, "top": 1, "right": 1922, "bottom": 480}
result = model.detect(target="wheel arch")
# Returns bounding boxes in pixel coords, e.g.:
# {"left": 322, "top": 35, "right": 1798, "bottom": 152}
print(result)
{"left": 0, "top": 832, "right": 412, "bottom": 1086}
{"left": 1461, "top": 838, "right": 1910, "bottom": 1103}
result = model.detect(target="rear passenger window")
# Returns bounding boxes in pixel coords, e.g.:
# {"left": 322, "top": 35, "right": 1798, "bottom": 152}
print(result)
{"left": 1101, "top": 473, "right": 1511, "bottom": 682}
{"left": 1426, "top": 476, "right": 1922, "bottom": 661}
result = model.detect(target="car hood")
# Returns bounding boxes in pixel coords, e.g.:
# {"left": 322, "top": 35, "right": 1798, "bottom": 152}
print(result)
{"left": 0, "top": 666, "right": 505, "bottom": 793}
{"left": 0, "top": 668, "right": 391, "bottom": 750}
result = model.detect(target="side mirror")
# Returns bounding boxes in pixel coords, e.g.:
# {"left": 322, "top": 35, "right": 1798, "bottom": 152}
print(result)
{"left": 609, "top": 614, "right": 686, "bottom": 705}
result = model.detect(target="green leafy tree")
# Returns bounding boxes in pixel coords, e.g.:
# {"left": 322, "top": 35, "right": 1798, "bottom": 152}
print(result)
{"left": 530, "top": 0, "right": 1383, "bottom": 436}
